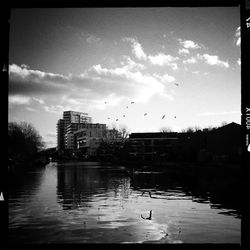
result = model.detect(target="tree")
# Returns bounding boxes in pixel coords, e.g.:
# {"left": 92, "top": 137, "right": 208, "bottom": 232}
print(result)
{"left": 160, "top": 127, "right": 173, "bottom": 133}
{"left": 181, "top": 126, "right": 201, "bottom": 133}
{"left": 221, "top": 121, "right": 228, "bottom": 127}
{"left": 119, "top": 126, "right": 130, "bottom": 141}
{"left": 8, "top": 122, "right": 45, "bottom": 163}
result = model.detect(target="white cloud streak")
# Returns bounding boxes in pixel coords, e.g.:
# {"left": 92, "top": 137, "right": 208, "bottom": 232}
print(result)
{"left": 148, "top": 53, "right": 178, "bottom": 70}
{"left": 178, "top": 39, "right": 201, "bottom": 49}
{"left": 178, "top": 48, "right": 190, "bottom": 55}
{"left": 235, "top": 26, "right": 240, "bottom": 47}
{"left": 9, "top": 62, "right": 174, "bottom": 112}
{"left": 123, "top": 37, "right": 147, "bottom": 61}
{"left": 197, "top": 54, "right": 229, "bottom": 68}
{"left": 9, "top": 95, "right": 31, "bottom": 105}
{"left": 183, "top": 57, "right": 197, "bottom": 64}
{"left": 123, "top": 37, "right": 179, "bottom": 70}
{"left": 237, "top": 58, "right": 241, "bottom": 66}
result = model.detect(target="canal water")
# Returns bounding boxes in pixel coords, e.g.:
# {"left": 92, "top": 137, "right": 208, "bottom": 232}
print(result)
{"left": 8, "top": 162, "right": 241, "bottom": 244}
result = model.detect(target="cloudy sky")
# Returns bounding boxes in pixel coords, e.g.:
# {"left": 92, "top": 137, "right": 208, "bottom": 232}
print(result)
{"left": 8, "top": 7, "right": 241, "bottom": 148}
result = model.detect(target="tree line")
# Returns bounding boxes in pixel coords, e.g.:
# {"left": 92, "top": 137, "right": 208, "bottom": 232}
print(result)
{"left": 8, "top": 122, "right": 45, "bottom": 166}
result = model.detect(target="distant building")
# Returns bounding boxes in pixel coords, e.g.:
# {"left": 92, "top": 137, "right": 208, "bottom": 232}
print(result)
{"left": 56, "top": 119, "right": 65, "bottom": 152}
{"left": 129, "top": 132, "right": 179, "bottom": 162}
{"left": 63, "top": 111, "right": 92, "bottom": 124}
{"left": 57, "top": 111, "right": 92, "bottom": 152}
{"left": 206, "top": 122, "right": 241, "bottom": 162}
{"left": 128, "top": 122, "right": 241, "bottom": 163}
{"left": 74, "top": 123, "right": 107, "bottom": 156}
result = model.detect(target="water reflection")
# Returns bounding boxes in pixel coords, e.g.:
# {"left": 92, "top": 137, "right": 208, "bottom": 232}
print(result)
{"left": 8, "top": 162, "right": 241, "bottom": 244}
{"left": 57, "top": 163, "right": 131, "bottom": 210}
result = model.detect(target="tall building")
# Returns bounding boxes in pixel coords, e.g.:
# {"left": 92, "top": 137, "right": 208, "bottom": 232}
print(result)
{"left": 63, "top": 111, "right": 92, "bottom": 124}
{"left": 57, "top": 111, "right": 92, "bottom": 152}
{"left": 57, "top": 119, "right": 65, "bottom": 152}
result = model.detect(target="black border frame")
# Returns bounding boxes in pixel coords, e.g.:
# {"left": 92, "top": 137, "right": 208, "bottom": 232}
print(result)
{"left": 2, "top": 0, "right": 248, "bottom": 249}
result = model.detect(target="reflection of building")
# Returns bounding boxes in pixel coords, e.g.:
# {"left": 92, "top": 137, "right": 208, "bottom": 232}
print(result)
{"left": 56, "top": 164, "right": 131, "bottom": 210}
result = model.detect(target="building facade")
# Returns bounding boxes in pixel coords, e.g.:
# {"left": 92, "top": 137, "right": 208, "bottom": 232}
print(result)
{"left": 57, "top": 111, "right": 93, "bottom": 152}
{"left": 74, "top": 123, "right": 107, "bottom": 156}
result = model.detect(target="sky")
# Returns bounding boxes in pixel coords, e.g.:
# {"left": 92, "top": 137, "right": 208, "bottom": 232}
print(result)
{"left": 8, "top": 7, "right": 241, "bottom": 148}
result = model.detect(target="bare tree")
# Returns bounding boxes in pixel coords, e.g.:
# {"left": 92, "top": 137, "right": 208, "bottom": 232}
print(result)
{"left": 8, "top": 121, "right": 45, "bottom": 163}
{"left": 221, "top": 121, "right": 228, "bottom": 127}
{"left": 160, "top": 126, "right": 173, "bottom": 133}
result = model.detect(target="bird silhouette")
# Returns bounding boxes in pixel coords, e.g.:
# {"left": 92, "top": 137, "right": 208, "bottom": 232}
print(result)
{"left": 162, "top": 115, "right": 165, "bottom": 119}
{"left": 123, "top": 115, "right": 125, "bottom": 117}
{"left": 126, "top": 106, "right": 128, "bottom": 108}
{"left": 174, "top": 83, "right": 179, "bottom": 86}
{"left": 104, "top": 101, "right": 108, "bottom": 104}
{"left": 131, "top": 101, "right": 135, "bottom": 104}
{"left": 107, "top": 117, "right": 110, "bottom": 119}
{"left": 116, "top": 119, "right": 119, "bottom": 121}
{"left": 174, "top": 116, "right": 176, "bottom": 119}
{"left": 144, "top": 113, "right": 148, "bottom": 116}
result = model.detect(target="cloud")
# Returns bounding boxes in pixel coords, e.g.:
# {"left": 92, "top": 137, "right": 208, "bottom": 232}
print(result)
{"left": 192, "top": 71, "right": 200, "bottom": 74}
{"left": 9, "top": 62, "right": 173, "bottom": 111}
{"left": 20, "top": 64, "right": 30, "bottom": 69}
{"left": 235, "top": 26, "right": 240, "bottom": 47}
{"left": 9, "top": 64, "right": 70, "bottom": 95}
{"left": 123, "top": 37, "right": 147, "bottom": 61}
{"left": 197, "top": 54, "right": 229, "bottom": 68}
{"left": 123, "top": 37, "right": 178, "bottom": 70}
{"left": 178, "top": 39, "right": 201, "bottom": 49}
{"left": 178, "top": 48, "right": 190, "bottom": 55}
{"left": 32, "top": 97, "right": 45, "bottom": 104}
{"left": 44, "top": 105, "right": 65, "bottom": 114}
{"left": 148, "top": 53, "right": 178, "bottom": 70}
{"left": 183, "top": 57, "right": 197, "bottom": 64}
{"left": 198, "top": 111, "right": 240, "bottom": 116}
{"left": 86, "top": 34, "right": 101, "bottom": 44}
{"left": 25, "top": 107, "right": 37, "bottom": 112}
{"left": 44, "top": 140, "right": 57, "bottom": 148}
{"left": 9, "top": 95, "right": 31, "bottom": 105}
{"left": 237, "top": 58, "right": 241, "bottom": 66}
{"left": 46, "top": 132, "right": 57, "bottom": 138}
{"left": 153, "top": 73, "right": 175, "bottom": 83}
{"left": 121, "top": 56, "right": 146, "bottom": 71}
{"left": 87, "top": 63, "right": 166, "bottom": 102}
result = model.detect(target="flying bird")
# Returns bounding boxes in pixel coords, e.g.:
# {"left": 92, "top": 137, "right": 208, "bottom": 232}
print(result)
{"left": 162, "top": 115, "right": 165, "bottom": 119}
{"left": 144, "top": 113, "right": 148, "bottom": 116}
{"left": 123, "top": 115, "right": 125, "bottom": 117}
{"left": 126, "top": 106, "right": 129, "bottom": 108}
{"left": 104, "top": 101, "right": 108, "bottom": 104}
{"left": 174, "top": 116, "right": 177, "bottom": 119}
{"left": 174, "top": 83, "right": 179, "bottom": 86}
{"left": 107, "top": 117, "right": 110, "bottom": 119}
{"left": 131, "top": 101, "right": 135, "bottom": 104}
{"left": 116, "top": 119, "right": 119, "bottom": 121}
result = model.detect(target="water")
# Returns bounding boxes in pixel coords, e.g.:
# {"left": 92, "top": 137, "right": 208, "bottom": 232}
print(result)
{"left": 8, "top": 162, "right": 241, "bottom": 244}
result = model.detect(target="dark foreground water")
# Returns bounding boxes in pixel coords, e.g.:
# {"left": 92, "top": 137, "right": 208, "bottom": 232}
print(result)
{"left": 8, "top": 162, "right": 241, "bottom": 244}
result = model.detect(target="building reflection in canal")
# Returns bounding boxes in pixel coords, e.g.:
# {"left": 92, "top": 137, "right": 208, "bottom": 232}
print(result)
{"left": 57, "top": 163, "right": 131, "bottom": 210}
{"left": 56, "top": 163, "right": 241, "bottom": 219}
